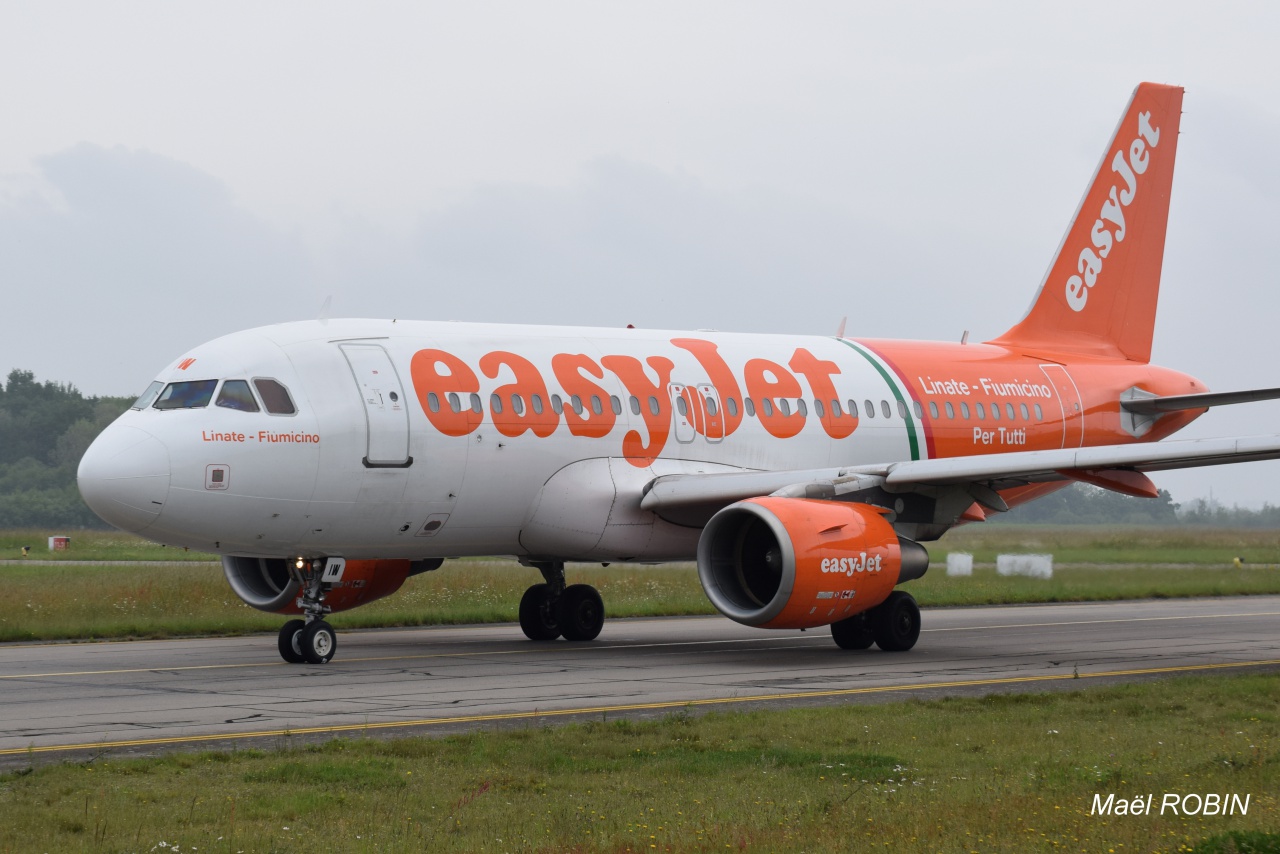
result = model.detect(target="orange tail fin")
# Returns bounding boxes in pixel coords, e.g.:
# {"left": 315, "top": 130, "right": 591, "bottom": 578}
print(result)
{"left": 989, "top": 83, "right": 1184, "bottom": 363}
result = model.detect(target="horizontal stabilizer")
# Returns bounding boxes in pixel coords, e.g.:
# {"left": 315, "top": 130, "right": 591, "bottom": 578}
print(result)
{"left": 1121, "top": 386, "right": 1280, "bottom": 415}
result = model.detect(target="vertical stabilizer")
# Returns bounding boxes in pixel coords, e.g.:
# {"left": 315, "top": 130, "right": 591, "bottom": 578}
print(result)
{"left": 989, "top": 83, "right": 1183, "bottom": 362}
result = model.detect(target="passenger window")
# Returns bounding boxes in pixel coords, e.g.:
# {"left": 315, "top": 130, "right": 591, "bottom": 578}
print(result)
{"left": 610, "top": 395, "right": 622, "bottom": 415}
{"left": 745, "top": 399, "right": 756, "bottom": 417}
{"left": 531, "top": 393, "right": 544, "bottom": 414}
{"left": 490, "top": 393, "right": 504, "bottom": 415}
{"left": 132, "top": 381, "right": 164, "bottom": 410}
{"left": 1034, "top": 403, "right": 1043, "bottom": 420}
{"left": 779, "top": 399, "right": 791, "bottom": 416}
{"left": 590, "top": 395, "right": 603, "bottom": 416}
{"left": 944, "top": 401, "right": 955, "bottom": 419}
{"left": 912, "top": 401, "right": 924, "bottom": 419}
{"left": 253, "top": 379, "right": 296, "bottom": 415}
{"left": 630, "top": 396, "right": 642, "bottom": 415}
{"left": 571, "top": 395, "right": 584, "bottom": 415}
{"left": 797, "top": 399, "right": 808, "bottom": 417}
{"left": 814, "top": 399, "right": 826, "bottom": 418}
{"left": 155, "top": 379, "right": 219, "bottom": 410}
{"left": 847, "top": 399, "right": 857, "bottom": 418}
{"left": 960, "top": 402, "right": 970, "bottom": 419}
{"left": 991, "top": 402, "right": 1001, "bottom": 421}
{"left": 1020, "top": 403, "right": 1030, "bottom": 420}
{"left": 706, "top": 396, "right": 719, "bottom": 416}
{"left": 976, "top": 402, "right": 986, "bottom": 420}
{"left": 864, "top": 400, "right": 874, "bottom": 419}
{"left": 676, "top": 396, "right": 688, "bottom": 417}
{"left": 447, "top": 392, "right": 461, "bottom": 413}
{"left": 726, "top": 397, "right": 739, "bottom": 417}
{"left": 469, "top": 393, "right": 483, "bottom": 414}
{"left": 881, "top": 400, "right": 891, "bottom": 419}
{"left": 929, "top": 401, "right": 939, "bottom": 419}
{"left": 762, "top": 398, "right": 775, "bottom": 417}
{"left": 551, "top": 394, "right": 564, "bottom": 415}
{"left": 832, "top": 399, "right": 843, "bottom": 417}
{"left": 216, "top": 380, "right": 259, "bottom": 412}
{"left": 897, "top": 400, "right": 908, "bottom": 420}
{"left": 427, "top": 392, "right": 441, "bottom": 413}
{"left": 1005, "top": 403, "right": 1016, "bottom": 420}
{"left": 512, "top": 394, "right": 525, "bottom": 415}
{"left": 648, "top": 396, "right": 660, "bottom": 416}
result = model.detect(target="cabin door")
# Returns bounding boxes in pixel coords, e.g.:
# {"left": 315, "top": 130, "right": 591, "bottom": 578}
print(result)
{"left": 340, "top": 343, "right": 413, "bottom": 467}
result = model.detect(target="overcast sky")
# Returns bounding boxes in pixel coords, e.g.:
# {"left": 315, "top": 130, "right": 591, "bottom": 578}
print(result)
{"left": 2, "top": 2, "right": 1279, "bottom": 506}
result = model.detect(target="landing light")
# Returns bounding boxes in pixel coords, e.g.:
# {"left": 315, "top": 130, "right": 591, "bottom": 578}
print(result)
{"left": 295, "top": 557, "right": 306, "bottom": 570}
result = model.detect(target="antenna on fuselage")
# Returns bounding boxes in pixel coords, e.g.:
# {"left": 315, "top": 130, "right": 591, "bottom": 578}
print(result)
{"left": 317, "top": 295, "right": 333, "bottom": 326}
{"left": 835, "top": 316, "right": 847, "bottom": 339}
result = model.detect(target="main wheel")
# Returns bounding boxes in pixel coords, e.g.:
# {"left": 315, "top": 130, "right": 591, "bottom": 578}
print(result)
{"left": 519, "top": 583, "right": 562, "bottom": 640}
{"left": 278, "top": 619, "right": 306, "bottom": 663}
{"left": 830, "top": 613, "right": 875, "bottom": 650}
{"left": 559, "top": 584, "right": 604, "bottom": 642}
{"left": 300, "top": 619, "right": 338, "bottom": 664}
{"left": 870, "top": 591, "right": 921, "bottom": 652}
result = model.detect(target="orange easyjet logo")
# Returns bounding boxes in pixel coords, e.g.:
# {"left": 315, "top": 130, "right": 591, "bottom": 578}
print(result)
{"left": 409, "top": 339, "right": 859, "bottom": 466}
{"left": 1066, "top": 111, "right": 1161, "bottom": 312}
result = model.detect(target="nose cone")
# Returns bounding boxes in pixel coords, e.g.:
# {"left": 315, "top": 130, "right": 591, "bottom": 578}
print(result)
{"left": 78, "top": 425, "right": 171, "bottom": 533}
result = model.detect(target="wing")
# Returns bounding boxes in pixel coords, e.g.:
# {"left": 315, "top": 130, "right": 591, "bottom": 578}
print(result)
{"left": 640, "top": 433, "right": 1280, "bottom": 532}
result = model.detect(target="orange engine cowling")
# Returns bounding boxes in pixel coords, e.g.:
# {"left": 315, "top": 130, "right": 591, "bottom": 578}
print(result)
{"left": 696, "top": 498, "right": 929, "bottom": 630}
{"left": 222, "top": 557, "right": 423, "bottom": 614}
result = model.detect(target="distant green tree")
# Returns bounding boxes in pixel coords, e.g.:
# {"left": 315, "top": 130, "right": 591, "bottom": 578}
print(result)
{"left": 0, "top": 370, "right": 132, "bottom": 529}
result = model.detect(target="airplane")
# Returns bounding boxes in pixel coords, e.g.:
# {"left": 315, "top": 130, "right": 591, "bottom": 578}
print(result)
{"left": 78, "top": 82, "right": 1280, "bottom": 665}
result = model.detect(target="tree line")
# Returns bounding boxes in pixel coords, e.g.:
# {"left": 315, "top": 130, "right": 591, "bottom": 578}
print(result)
{"left": 0, "top": 369, "right": 133, "bottom": 528}
{"left": 0, "top": 367, "right": 1277, "bottom": 529}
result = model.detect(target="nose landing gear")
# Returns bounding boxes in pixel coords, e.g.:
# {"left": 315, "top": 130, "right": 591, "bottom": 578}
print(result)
{"left": 518, "top": 560, "right": 605, "bottom": 642}
{"left": 276, "top": 559, "right": 338, "bottom": 664}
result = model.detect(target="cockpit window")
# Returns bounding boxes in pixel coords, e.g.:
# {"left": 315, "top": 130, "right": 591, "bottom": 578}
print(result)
{"left": 216, "top": 380, "right": 260, "bottom": 412}
{"left": 131, "top": 381, "right": 164, "bottom": 410}
{"left": 154, "top": 380, "right": 219, "bottom": 410}
{"left": 253, "top": 378, "right": 296, "bottom": 415}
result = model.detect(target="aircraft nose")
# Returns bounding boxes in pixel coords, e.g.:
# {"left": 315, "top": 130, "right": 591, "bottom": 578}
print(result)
{"left": 77, "top": 425, "right": 171, "bottom": 533}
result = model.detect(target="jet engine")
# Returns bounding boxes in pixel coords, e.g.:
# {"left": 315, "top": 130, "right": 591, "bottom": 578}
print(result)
{"left": 696, "top": 497, "right": 928, "bottom": 630}
{"left": 222, "top": 557, "right": 440, "bottom": 614}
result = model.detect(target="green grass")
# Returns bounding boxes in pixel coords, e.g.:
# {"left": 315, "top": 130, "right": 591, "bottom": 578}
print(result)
{"left": 0, "top": 528, "right": 213, "bottom": 561}
{"left": 941, "top": 525, "right": 1280, "bottom": 565}
{"left": 4, "top": 553, "right": 1280, "bottom": 643}
{"left": 0, "top": 673, "right": 1275, "bottom": 852}
{"left": 2, "top": 557, "right": 1279, "bottom": 643}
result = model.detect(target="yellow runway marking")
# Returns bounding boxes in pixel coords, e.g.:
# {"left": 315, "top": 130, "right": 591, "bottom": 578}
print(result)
{"left": 2, "top": 610, "right": 1277, "bottom": 681}
{"left": 2, "top": 658, "right": 1278, "bottom": 758}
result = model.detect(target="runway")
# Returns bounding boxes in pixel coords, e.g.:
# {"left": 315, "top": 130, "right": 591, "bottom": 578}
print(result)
{"left": 1, "top": 596, "right": 1277, "bottom": 767}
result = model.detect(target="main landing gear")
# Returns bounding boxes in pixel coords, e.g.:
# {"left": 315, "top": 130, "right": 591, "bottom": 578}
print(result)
{"left": 518, "top": 560, "right": 604, "bottom": 642}
{"left": 277, "top": 559, "right": 338, "bottom": 664}
{"left": 830, "top": 590, "right": 921, "bottom": 652}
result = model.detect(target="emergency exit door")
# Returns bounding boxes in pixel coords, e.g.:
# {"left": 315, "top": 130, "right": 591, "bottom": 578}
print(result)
{"left": 340, "top": 343, "right": 413, "bottom": 467}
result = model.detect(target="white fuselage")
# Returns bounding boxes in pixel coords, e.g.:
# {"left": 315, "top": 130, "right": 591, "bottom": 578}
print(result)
{"left": 80, "top": 318, "right": 924, "bottom": 561}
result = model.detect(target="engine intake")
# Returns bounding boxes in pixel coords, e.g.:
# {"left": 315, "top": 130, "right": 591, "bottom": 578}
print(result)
{"left": 697, "top": 497, "right": 928, "bottom": 629}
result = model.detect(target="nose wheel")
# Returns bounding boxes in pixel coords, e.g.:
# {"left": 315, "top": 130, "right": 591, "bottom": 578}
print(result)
{"left": 276, "top": 558, "right": 339, "bottom": 664}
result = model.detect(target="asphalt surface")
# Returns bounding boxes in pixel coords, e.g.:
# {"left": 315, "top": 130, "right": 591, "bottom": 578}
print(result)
{"left": 1, "top": 596, "right": 1277, "bottom": 767}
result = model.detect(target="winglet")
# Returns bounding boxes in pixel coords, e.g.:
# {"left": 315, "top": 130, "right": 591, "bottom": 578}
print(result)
{"left": 989, "top": 83, "right": 1184, "bottom": 363}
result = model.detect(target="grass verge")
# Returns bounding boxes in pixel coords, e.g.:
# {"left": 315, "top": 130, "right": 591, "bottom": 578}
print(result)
{"left": 2, "top": 558, "right": 1279, "bottom": 643}
{"left": 0, "top": 673, "right": 1275, "bottom": 852}
{"left": 4, "top": 556, "right": 1280, "bottom": 643}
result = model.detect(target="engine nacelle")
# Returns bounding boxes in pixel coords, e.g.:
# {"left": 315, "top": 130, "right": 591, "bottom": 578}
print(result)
{"left": 222, "top": 557, "right": 428, "bottom": 614}
{"left": 697, "top": 497, "right": 929, "bottom": 630}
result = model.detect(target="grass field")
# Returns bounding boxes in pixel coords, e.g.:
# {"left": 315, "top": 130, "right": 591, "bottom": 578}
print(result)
{"left": 2, "top": 524, "right": 1280, "bottom": 642}
{"left": 0, "top": 529, "right": 212, "bottom": 561}
{"left": 0, "top": 673, "right": 1274, "bottom": 853}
